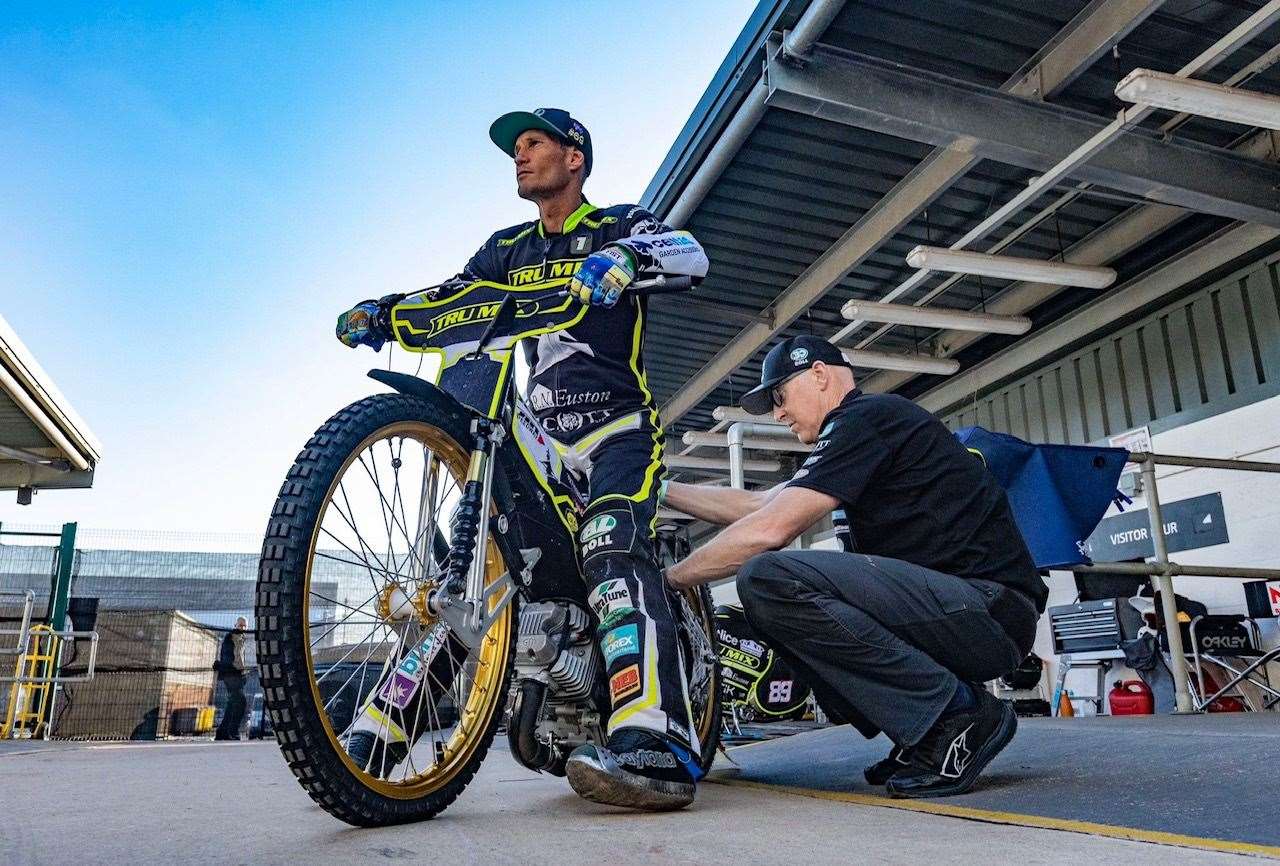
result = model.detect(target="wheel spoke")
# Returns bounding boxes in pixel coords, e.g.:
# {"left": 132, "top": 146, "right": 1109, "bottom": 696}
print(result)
{"left": 314, "top": 613, "right": 394, "bottom": 679}
{"left": 334, "top": 481, "right": 402, "bottom": 585}
{"left": 309, "top": 586, "right": 384, "bottom": 649}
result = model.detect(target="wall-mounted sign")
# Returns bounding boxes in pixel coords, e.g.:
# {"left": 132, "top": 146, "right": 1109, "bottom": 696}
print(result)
{"left": 1108, "top": 426, "right": 1152, "bottom": 475}
{"left": 1083, "top": 492, "right": 1228, "bottom": 562}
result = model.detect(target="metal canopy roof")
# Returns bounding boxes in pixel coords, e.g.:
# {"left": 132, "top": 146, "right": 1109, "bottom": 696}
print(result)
{"left": 640, "top": 0, "right": 1280, "bottom": 439}
{"left": 0, "top": 313, "right": 101, "bottom": 496}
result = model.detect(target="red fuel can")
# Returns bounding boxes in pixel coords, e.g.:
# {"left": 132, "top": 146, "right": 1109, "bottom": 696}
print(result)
{"left": 1109, "top": 679, "right": 1154, "bottom": 715}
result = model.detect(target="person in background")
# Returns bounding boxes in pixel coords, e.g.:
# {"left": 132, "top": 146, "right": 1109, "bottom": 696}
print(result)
{"left": 215, "top": 616, "right": 251, "bottom": 741}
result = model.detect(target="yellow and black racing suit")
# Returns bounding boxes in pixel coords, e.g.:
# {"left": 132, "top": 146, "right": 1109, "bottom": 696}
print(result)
{"left": 460, "top": 200, "right": 709, "bottom": 751}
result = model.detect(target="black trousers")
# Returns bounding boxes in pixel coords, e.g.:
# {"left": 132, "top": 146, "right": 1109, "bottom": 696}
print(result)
{"left": 736, "top": 551, "right": 1038, "bottom": 747}
{"left": 216, "top": 674, "right": 247, "bottom": 740}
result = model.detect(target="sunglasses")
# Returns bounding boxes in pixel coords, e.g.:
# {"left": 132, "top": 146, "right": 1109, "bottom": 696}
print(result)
{"left": 770, "top": 369, "right": 809, "bottom": 409}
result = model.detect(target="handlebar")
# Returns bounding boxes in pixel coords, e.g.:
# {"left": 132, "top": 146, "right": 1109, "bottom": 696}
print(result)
{"left": 631, "top": 274, "right": 696, "bottom": 295}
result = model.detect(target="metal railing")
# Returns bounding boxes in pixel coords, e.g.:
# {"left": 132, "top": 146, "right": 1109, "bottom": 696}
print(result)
{"left": 1, "top": 589, "right": 100, "bottom": 739}
{"left": 1073, "top": 451, "right": 1280, "bottom": 713}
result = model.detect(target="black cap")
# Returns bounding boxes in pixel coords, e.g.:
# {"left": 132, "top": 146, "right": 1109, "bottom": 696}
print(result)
{"left": 489, "top": 108, "right": 593, "bottom": 176}
{"left": 739, "top": 336, "right": 853, "bottom": 415}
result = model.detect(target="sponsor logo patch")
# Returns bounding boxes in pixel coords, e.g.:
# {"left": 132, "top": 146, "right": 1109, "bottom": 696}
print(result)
{"left": 378, "top": 622, "right": 448, "bottom": 708}
{"left": 589, "top": 578, "right": 634, "bottom": 628}
{"left": 790, "top": 347, "right": 810, "bottom": 365}
{"left": 615, "top": 748, "right": 677, "bottom": 770}
{"left": 610, "top": 664, "right": 642, "bottom": 703}
{"left": 530, "top": 384, "right": 556, "bottom": 411}
{"left": 579, "top": 508, "right": 635, "bottom": 563}
{"left": 379, "top": 671, "right": 418, "bottom": 709}
{"left": 602, "top": 623, "right": 639, "bottom": 666}
{"left": 508, "top": 258, "right": 582, "bottom": 286}
{"left": 580, "top": 514, "right": 618, "bottom": 542}
{"left": 720, "top": 646, "right": 764, "bottom": 674}
{"left": 766, "top": 679, "right": 794, "bottom": 705}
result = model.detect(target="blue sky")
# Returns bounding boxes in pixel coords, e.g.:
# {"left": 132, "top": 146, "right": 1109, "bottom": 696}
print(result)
{"left": 1, "top": 1, "right": 754, "bottom": 537}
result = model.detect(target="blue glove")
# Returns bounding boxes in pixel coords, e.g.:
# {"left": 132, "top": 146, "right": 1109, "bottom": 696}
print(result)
{"left": 568, "top": 246, "right": 636, "bottom": 308}
{"left": 336, "top": 301, "right": 386, "bottom": 351}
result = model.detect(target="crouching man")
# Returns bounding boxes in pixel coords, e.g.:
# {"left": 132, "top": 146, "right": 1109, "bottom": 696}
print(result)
{"left": 663, "top": 336, "right": 1046, "bottom": 797}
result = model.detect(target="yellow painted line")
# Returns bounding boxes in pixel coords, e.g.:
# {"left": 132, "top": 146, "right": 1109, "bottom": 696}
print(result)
{"left": 710, "top": 776, "right": 1280, "bottom": 860}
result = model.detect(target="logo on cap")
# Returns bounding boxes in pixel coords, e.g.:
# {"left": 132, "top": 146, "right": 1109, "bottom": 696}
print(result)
{"left": 534, "top": 108, "right": 546, "bottom": 116}
{"left": 565, "top": 123, "right": 585, "bottom": 145}
{"left": 790, "top": 347, "right": 810, "bottom": 365}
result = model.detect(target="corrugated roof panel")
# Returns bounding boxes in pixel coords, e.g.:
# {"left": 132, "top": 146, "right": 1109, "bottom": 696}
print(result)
{"left": 642, "top": 0, "right": 1278, "bottom": 437}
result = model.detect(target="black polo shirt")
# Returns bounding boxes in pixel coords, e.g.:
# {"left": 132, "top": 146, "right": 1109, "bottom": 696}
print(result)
{"left": 787, "top": 389, "right": 1046, "bottom": 609}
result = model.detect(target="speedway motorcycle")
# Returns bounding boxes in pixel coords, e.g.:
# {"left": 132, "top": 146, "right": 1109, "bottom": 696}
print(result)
{"left": 255, "top": 274, "right": 720, "bottom": 826}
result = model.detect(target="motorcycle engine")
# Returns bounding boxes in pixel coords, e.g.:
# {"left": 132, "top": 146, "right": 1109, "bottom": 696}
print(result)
{"left": 514, "top": 601, "right": 599, "bottom": 701}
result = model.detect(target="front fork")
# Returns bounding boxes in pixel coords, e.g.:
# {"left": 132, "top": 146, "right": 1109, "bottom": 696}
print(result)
{"left": 346, "top": 418, "right": 519, "bottom": 748}
{"left": 432, "top": 416, "right": 517, "bottom": 647}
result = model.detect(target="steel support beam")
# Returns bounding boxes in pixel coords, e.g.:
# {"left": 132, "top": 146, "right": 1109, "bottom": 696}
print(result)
{"left": 660, "top": 0, "right": 1173, "bottom": 424}
{"left": 1005, "top": 0, "right": 1164, "bottom": 99}
{"left": 763, "top": 41, "right": 1280, "bottom": 227}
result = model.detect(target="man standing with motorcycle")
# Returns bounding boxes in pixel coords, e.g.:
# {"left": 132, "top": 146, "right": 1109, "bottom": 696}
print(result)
{"left": 336, "top": 108, "right": 709, "bottom": 810}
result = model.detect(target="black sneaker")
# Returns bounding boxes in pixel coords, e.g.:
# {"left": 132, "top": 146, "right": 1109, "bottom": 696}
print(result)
{"left": 863, "top": 743, "right": 913, "bottom": 785}
{"left": 566, "top": 727, "right": 701, "bottom": 811}
{"left": 885, "top": 689, "right": 1016, "bottom": 799}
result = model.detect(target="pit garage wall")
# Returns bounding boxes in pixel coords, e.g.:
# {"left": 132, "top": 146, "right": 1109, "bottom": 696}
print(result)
{"left": 939, "top": 250, "right": 1280, "bottom": 707}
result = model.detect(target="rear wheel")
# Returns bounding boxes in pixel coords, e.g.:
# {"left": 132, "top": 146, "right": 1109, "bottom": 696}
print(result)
{"left": 680, "top": 584, "right": 722, "bottom": 770}
{"left": 256, "top": 393, "right": 516, "bottom": 826}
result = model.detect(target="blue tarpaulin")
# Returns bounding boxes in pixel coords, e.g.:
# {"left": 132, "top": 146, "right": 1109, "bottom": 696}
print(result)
{"left": 955, "top": 427, "right": 1128, "bottom": 570}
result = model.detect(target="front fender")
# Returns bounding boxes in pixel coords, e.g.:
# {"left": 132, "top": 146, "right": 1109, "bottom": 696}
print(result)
{"left": 367, "top": 369, "right": 464, "bottom": 411}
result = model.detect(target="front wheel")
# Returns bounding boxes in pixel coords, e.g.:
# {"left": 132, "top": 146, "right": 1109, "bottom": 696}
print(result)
{"left": 256, "top": 393, "right": 516, "bottom": 826}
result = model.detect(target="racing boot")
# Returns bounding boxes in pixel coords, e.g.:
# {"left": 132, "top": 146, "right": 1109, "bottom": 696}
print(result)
{"left": 886, "top": 687, "right": 1017, "bottom": 799}
{"left": 566, "top": 727, "right": 701, "bottom": 810}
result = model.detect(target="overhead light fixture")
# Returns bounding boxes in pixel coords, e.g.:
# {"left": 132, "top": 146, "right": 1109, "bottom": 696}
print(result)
{"left": 665, "top": 454, "right": 781, "bottom": 473}
{"left": 1115, "top": 68, "right": 1280, "bottom": 131}
{"left": 840, "top": 300, "right": 1032, "bottom": 335}
{"left": 681, "top": 431, "right": 812, "bottom": 453}
{"left": 905, "top": 246, "right": 1117, "bottom": 289}
{"left": 711, "top": 406, "right": 775, "bottom": 423}
{"left": 842, "top": 348, "right": 960, "bottom": 376}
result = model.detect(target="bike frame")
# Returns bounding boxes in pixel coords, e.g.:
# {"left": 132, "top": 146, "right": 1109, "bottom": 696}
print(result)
{"left": 370, "top": 279, "right": 599, "bottom": 652}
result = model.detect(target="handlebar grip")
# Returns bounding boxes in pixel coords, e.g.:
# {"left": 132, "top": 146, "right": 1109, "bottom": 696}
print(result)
{"left": 632, "top": 274, "right": 696, "bottom": 295}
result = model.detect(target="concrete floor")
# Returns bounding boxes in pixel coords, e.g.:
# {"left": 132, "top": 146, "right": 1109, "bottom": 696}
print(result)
{"left": 0, "top": 736, "right": 1265, "bottom": 865}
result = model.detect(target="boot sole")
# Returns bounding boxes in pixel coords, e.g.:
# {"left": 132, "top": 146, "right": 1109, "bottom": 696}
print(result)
{"left": 566, "top": 753, "right": 695, "bottom": 811}
{"left": 886, "top": 702, "right": 1017, "bottom": 799}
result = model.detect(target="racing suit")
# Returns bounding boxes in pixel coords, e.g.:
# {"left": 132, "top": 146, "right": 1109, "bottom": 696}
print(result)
{"left": 460, "top": 199, "right": 709, "bottom": 752}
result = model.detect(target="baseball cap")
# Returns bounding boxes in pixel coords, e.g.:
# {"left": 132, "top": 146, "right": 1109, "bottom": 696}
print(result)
{"left": 489, "top": 108, "right": 593, "bottom": 176}
{"left": 739, "top": 336, "right": 854, "bottom": 415}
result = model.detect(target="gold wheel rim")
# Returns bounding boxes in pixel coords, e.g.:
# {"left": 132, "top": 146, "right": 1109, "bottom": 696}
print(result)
{"left": 302, "top": 420, "right": 512, "bottom": 799}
